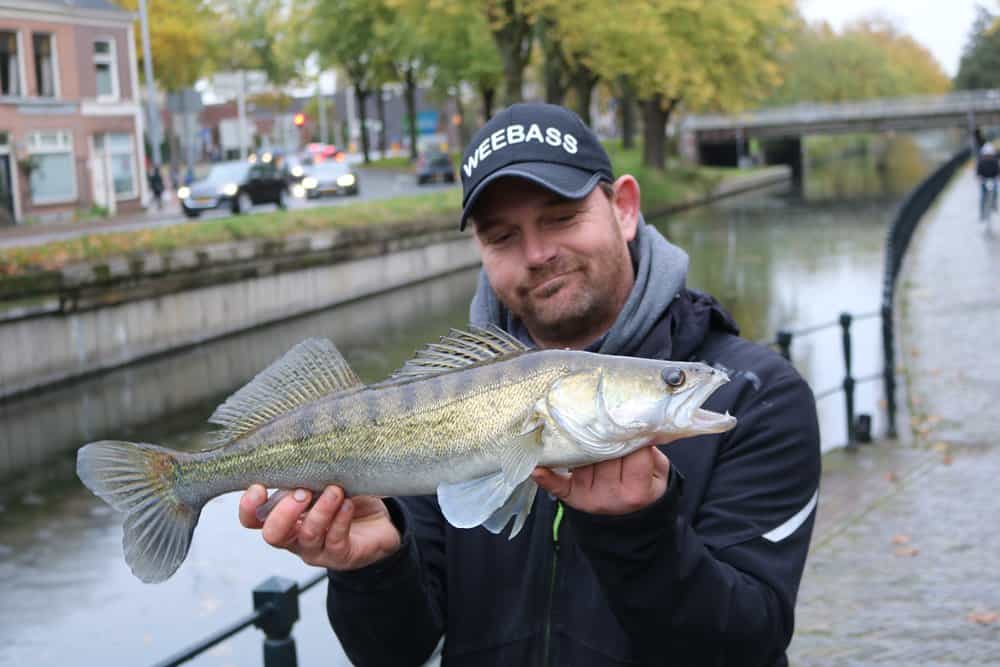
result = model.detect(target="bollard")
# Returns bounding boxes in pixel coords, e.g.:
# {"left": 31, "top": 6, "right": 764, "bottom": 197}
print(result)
{"left": 253, "top": 576, "right": 300, "bottom": 667}
{"left": 854, "top": 414, "right": 872, "bottom": 443}
{"left": 839, "top": 312, "right": 856, "bottom": 446}
{"left": 776, "top": 330, "right": 793, "bottom": 361}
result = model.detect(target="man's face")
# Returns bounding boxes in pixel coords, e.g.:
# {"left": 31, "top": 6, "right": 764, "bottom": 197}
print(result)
{"left": 470, "top": 177, "right": 638, "bottom": 348}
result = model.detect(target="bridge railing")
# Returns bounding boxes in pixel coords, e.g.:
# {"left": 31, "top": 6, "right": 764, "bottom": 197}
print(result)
{"left": 683, "top": 89, "right": 1000, "bottom": 130}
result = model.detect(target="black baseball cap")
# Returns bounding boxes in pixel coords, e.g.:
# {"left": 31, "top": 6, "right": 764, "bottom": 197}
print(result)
{"left": 459, "top": 103, "right": 614, "bottom": 230}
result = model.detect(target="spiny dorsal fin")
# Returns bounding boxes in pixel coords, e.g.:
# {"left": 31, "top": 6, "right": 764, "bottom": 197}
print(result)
{"left": 388, "top": 324, "right": 531, "bottom": 381}
{"left": 208, "top": 338, "right": 362, "bottom": 445}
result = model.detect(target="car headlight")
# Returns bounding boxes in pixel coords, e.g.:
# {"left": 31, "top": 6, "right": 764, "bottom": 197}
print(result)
{"left": 292, "top": 185, "right": 306, "bottom": 198}
{"left": 177, "top": 186, "right": 191, "bottom": 199}
{"left": 336, "top": 174, "right": 356, "bottom": 187}
{"left": 221, "top": 183, "right": 238, "bottom": 197}
{"left": 291, "top": 166, "right": 303, "bottom": 177}
{"left": 302, "top": 177, "right": 318, "bottom": 189}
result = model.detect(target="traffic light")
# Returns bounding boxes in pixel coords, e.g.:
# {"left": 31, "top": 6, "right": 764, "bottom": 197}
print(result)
{"left": 294, "top": 113, "right": 306, "bottom": 127}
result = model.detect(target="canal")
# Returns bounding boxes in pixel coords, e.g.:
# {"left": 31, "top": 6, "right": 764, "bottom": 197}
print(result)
{"left": 0, "top": 131, "right": 961, "bottom": 666}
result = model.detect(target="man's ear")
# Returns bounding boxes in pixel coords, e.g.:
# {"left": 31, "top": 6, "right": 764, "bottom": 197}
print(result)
{"left": 611, "top": 175, "right": 640, "bottom": 242}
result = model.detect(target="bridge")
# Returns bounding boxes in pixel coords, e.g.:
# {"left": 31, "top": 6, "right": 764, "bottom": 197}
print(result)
{"left": 679, "top": 90, "right": 1000, "bottom": 177}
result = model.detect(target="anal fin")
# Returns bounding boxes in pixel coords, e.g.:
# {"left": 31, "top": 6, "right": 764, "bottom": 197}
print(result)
{"left": 482, "top": 477, "right": 538, "bottom": 539}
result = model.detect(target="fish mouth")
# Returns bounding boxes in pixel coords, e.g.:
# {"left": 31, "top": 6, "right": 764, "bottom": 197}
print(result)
{"left": 676, "top": 369, "right": 737, "bottom": 434}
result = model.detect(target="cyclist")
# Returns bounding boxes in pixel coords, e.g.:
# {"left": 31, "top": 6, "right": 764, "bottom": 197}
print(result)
{"left": 976, "top": 143, "right": 999, "bottom": 221}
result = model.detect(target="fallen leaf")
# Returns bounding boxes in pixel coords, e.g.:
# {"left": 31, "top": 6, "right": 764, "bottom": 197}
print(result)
{"left": 968, "top": 612, "right": 1000, "bottom": 625}
{"left": 891, "top": 535, "right": 911, "bottom": 545}
{"left": 885, "top": 472, "right": 899, "bottom": 483}
{"left": 931, "top": 442, "right": 950, "bottom": 453}
{"left": 942, "top": 454, "right": 953, "bottom": 466}
{"left": 894, "top": 547, "right": 919, "bottom": 557}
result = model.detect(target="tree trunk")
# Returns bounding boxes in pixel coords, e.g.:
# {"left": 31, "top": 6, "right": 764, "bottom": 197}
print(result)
{"left": 569, "top": 63, "right": 599, "bottom": 127}
{"left": 404, "top": 65, "right": 419, "bottom": 160}
{"left": 641, "top": 95, "right": 679, "bottom": 170}
{"left": 454, "top": 91, "right": 470, "bottom": 148}
{"left": 487, "top": 0, "right": 532, "bottom": 107}
{"left": 480, "top": 84, "right": 496, "bottom": 122}
{"left": 355, "top": 84, "right": 371, "bottom": 164}
{"left": 618, "top": 76, "right": 636, "bottom": 149}
{"left": 538, "top": 16, "right": 568, "bottom": 105}
{"left": 376, "top": 85, "right": 387, "bottom": 155}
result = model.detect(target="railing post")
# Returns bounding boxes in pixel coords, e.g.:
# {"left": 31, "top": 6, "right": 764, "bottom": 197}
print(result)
{"left": 881, "top": 301, "right": 897, "bottom": 438}
{"left": 839, "top": 312, "right": 856, "bottom": 447}
{"left": 776, "top": 330, "right": 793, "bottom": 361}
{"left": 253, "top": 576, "right": 300, "bottom": 667}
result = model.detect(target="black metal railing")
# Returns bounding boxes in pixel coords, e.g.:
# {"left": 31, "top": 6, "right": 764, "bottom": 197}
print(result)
{"left": 760, "top": 309, "right": 881, "bottom": 448}
{"left": 879, "top": 144, "right": 972, "bottom": 437}
{"left": 152, "top": 572, "right": 326, "bottom": 667}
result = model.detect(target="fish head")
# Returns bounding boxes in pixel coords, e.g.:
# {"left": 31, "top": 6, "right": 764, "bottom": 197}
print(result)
{"left": 544, "top": 357, "right": 736, "bottom": 460}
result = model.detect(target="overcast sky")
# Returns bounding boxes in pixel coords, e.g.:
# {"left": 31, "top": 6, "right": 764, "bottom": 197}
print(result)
{"left": 800, "top": 0, "right": 985, "bottom": 76}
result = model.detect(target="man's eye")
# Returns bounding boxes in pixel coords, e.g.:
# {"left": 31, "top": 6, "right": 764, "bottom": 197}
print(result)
{"left": 488, "top": 232, "right": 513, "bottom": 245}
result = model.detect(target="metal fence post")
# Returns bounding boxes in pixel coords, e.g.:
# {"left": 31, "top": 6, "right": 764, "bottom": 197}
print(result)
{"left": 253, "top": 576, "right": 300, "bottom": 667}
{"left": 776, "top": 330, "right": 793, "bottom": 361}
{"left": 881, "top": 301, "right": 897, "bottom": 439}
{"left": 839, "top": 312, "right": 856, "bottom": 447}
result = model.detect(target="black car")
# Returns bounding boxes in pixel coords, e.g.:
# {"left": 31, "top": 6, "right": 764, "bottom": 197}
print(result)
{"left": 178, "top": 161, "right": 286, "bottom": 218}
{"left": 295, "top": 162, "right": 360, "bottom": 199}
{"left": 415, "top": 150, "right": 456, "bottom": 185}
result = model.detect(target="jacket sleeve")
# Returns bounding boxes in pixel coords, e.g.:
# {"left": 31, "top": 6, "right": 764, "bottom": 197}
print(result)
{"left": 566, "top": 371, "right": 821, "bottom": 666}
{"left": 325, "top": 495, "right": 447, "bottom": 667}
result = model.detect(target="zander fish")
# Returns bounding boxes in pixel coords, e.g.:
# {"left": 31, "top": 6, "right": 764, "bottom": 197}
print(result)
{"left": 77, "top": 326, "right": 736, "bottom": 583}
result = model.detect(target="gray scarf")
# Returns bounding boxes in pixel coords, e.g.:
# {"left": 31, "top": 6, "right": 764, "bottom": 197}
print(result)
{"left": 469, "top": 214, "right": 689, "bottom": 356}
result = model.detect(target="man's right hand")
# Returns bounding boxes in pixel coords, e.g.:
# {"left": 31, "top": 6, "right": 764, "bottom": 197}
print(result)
{"left": 238, "top": 484, "right": 402, "bottom": 571}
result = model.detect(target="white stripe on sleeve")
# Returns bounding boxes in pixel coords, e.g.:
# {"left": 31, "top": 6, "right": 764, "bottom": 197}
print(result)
{"left": 762, "top": 490, "right": 818, "bottom": 543}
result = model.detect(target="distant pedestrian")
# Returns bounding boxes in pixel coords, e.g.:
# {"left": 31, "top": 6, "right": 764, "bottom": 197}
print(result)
{"left": 148, "top": 167, "right": 164, "bottom": 211}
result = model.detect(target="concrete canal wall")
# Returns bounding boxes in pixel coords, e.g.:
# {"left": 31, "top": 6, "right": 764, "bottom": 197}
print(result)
{"left": 0, "top": 219, "right": 479, "bottom": 401}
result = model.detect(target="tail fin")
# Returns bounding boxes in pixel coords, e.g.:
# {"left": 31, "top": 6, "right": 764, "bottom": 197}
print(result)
{"left": 76, "top": 440, "right": 202, "bottom": 584}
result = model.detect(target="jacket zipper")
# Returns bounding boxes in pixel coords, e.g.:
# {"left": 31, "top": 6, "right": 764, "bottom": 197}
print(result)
{"left": 542, "top": 501, "right": 564, "bottom": 666}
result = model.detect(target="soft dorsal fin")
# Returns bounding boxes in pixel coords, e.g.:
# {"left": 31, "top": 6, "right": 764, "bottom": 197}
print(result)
{"left": 388, "top": 325, "right": 531, "bottom": 381}
{"left": 208, "top": 338, "right": 362, "bottom": 445}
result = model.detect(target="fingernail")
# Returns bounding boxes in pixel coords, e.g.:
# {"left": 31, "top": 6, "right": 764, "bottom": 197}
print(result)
{"left": 293, "top": 489, "right": 308, "bottom": 502}
{"left": 327, "top": 487, "right": 340, "bottom": 502}
{"left": 251, "top": 487, "right": 265, "bottom": 503}
{"left": 340, "top": 499, "right": 352, "bottom": 514}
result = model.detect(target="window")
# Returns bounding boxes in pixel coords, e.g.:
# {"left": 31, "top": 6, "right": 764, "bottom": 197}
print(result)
{"left": 27, "top": 130, "right": 76, "bottom": 204}
{"left": 93, "top": 39, "right": 117, "bottom": 100}
{"left": 94, "top": 133, "right": 136, "bottom": 199}
{"left": 0, "top": 31, "right": 20, "bottom": 96}
{"left": 32, "top": 33, "right": 56, "bottom": 97}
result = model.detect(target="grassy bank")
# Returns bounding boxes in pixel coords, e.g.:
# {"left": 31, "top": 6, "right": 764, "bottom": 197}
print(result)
{"left": 0, "top": 145, "right": 753, "bottom": 280}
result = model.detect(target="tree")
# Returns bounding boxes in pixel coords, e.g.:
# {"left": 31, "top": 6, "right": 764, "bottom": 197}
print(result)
{"left": 768, "top": 16, "right": 950, "bottom": 105}
{"left": 119, "top": 0, "right": 215, "bottom": 92}
{"left": 955, "top": 7, "right": 1000, "bottom": 90}
{"left": 308, "top": 0, "right": 383, "bottom": 162}
{"left": 485, "top": 0, "right": 534, "bottom": 106}
{"left": 589, "top": 0, "right": 796, "bottom": 169}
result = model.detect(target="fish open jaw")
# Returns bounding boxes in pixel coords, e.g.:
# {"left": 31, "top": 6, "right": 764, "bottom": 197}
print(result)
{"left": 676, "top": 369, "right": 737, "bottom": 435}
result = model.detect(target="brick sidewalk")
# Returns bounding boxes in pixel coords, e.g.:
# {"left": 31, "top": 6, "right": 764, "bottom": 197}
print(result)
{"left": 788, "top": 165, "right": 1000, "bottom": 665}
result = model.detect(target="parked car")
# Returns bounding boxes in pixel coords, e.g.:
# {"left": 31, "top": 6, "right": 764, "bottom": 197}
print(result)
{"left": 278, "top": 153, "right": 308, "bottom": 186}
{"left": 415, "top": 150, "right": 456, "bottom": 185}
{"left": 293, "top": 161, "right": 360, "bottom": 199}
{"left": 177, "top": 161, "right": 286, "bottom": 218}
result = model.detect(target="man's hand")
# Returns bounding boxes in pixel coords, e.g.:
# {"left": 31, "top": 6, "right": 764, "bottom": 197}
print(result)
{"left": 239, "top": 485, "right": 402, "bottom": 571}
{"left": 531, "top": 446, "right": 670, "bottom": 515}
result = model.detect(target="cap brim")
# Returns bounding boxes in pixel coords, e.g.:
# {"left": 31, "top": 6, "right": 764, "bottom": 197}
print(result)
{"left": 460, "top": 163, "right": 605, "bottom": 230}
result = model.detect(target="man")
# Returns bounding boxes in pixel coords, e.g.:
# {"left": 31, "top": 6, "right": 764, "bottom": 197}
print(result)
{"left": 239, "top": 103, "right": 821, "bottom": 666}
{"left": 976, "top": 142, "right": 999, "bottom": 221}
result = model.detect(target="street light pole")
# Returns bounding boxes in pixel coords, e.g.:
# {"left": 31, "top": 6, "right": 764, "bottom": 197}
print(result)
{"left": 137, "top": 0, "right": 162, "bottom": 167}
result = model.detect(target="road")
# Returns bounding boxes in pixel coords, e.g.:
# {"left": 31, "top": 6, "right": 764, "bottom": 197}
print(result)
{"left": 0, "top": 164, "right": 457, "bottom": 250}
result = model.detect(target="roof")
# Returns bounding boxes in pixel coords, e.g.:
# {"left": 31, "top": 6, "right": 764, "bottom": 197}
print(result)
{"left": 13, "top": 0, "right": 131, "bottom": 16}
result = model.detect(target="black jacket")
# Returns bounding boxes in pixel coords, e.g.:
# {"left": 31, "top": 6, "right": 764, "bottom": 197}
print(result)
{"left": 977, "top": 154, "right": 999, "bottom": 179}
{"left": 327, "top": 290, "right": 822, "bottom": 666}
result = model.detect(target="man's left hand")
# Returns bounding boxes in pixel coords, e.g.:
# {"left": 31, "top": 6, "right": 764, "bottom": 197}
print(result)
{"left": 531, "top": 446, "right": 670, "bottom": 515}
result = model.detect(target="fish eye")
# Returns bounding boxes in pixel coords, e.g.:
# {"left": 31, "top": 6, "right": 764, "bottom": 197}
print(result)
{"left": 663, "top": 369, "right": 686, "bottom": 388}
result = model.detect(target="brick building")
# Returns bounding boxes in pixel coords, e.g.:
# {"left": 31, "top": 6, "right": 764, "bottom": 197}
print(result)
{"left": 0, "top": 0, "right": 148, "bottom": 225}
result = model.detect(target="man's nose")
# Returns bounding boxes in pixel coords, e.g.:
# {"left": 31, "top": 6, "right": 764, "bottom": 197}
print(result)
{"left": 522, "top": 228, "right": 558, "bottom": 266}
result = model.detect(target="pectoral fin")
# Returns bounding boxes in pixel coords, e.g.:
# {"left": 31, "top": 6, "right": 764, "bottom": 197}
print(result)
{"left": 437, "top": 426, "right": 543, "bottom": 535}
{"left": 482, "top": 477, "right": 538, "bottom": 539}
